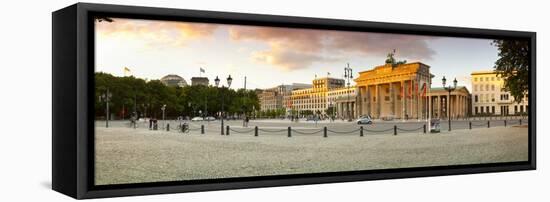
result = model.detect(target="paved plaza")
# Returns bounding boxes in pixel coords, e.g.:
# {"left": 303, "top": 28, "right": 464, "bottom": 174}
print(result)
{"left": 94, "top": 119, "right": 529, "bottom": 185}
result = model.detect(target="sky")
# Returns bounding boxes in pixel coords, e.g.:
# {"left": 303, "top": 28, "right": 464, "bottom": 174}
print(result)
{"left": 95, "top": 18, "right": 499, "bottom": 91}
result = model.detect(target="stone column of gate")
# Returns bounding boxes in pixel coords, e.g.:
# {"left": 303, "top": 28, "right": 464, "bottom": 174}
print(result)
{"left": 390, "top": 82, "right": 395, "bottom": 117}
{"left": 366, "top": 85, "right": 371, "bottom": 117}
{"left": 357, "top": 87, "right": 362, "bottom": 118}
{"left": 399, "top": 80, "right": 407, "bottom": 120}
{"left": 376, "top": 84, "right": 380, "bottom": 118}
{"left": 437, "top": 95, "right": 442, "bottom": 119}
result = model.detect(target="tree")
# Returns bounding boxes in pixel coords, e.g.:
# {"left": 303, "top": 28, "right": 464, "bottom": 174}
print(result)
{"left": 492, "top": 39, "right": 530, "bottom": 103}
{"left": 94, "top": 17, "right": 113, "bottom": 23}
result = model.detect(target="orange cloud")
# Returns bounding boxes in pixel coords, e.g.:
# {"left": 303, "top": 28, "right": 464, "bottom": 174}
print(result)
{"left": 230, "top": 26, "right": 437, "bottom": 70}
{"left": 95, "top": 18, "right": 218, "bottom": 48}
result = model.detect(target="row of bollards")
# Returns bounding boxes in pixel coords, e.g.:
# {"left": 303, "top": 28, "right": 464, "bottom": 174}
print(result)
{"left": 168, "top": 119, "right": 524, "bottom": 136}
{"left": 468, "top": 119, "right": 523, "bottom": 130}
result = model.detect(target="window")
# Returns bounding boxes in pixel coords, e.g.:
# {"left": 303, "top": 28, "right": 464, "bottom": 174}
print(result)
{"left": 491, "top": 77, "right": 495, "bottom": 81}
{"left": 474, "top": 85, "right": 478, "bottom": 91}
{"left": 474, "top": 78, "right": 478, "bottom": 82}
{"left": 475, "top": 107, "right": 478, "bottom": 114}
{"left": 480, "top": 107, "right": 484, "bottom": 113}
{"left": 486, "top": 106, "right": 490, "bottom": 113}
{"left": 491, "top": 106, "right": 495, "bottom": 114}
{"left": 491, "top": 94, "right": 495, "bottom": 102}
{"left": 491, "top": 85, "right": 495, "bottom": 91}
{"left": 514, "top": 105, "right": 518, "bottom": 113}
{"left": 520, "top": 105, "right": 524, "bottom": 113}
{"left": 475, "top": 95, "right": 478, "bottom": 102}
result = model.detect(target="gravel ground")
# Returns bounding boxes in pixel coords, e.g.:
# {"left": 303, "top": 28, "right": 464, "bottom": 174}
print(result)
{"left": 95, "top": 126, "right": 528, "bottom": 185}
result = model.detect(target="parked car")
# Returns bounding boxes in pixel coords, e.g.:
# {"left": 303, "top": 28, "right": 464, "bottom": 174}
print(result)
{"left": 191, "top": 117, "right": 204, "bottom": 121}
{"left": 356, "top": 116, "right": 373, "bottom": 124}
{"left": 205, "top": 116, "right": 216, "bottom": 121}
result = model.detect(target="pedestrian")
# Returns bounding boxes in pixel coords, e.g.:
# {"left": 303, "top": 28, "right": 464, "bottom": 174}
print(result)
{"left": 245, "top": 116, "right": 249, "bottom": 127}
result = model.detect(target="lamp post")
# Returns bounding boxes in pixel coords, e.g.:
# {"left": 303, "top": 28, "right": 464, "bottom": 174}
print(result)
{"left": 344, "top": 63, "right": 353, "bottom": 121}
{"left": 215, "top": 75, "right": 233, "bottom": 135}
{"left": 99, "top": 88, "right": 112, "bottom": 128}
{"left": 161, "top": 104, "right": 166, "bottom": 129}
{"left": 442, "top": 76, "right": 457, "bottom": 131}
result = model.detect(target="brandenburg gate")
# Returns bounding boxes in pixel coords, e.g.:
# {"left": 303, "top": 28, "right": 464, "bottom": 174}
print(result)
{"left": 354, "top": 62, "right": 432, "bottom": 120}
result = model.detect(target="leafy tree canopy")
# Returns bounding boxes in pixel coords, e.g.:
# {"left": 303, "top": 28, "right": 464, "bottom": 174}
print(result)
{"left": 492, "top": 39, "right": 530, "bottom": 103}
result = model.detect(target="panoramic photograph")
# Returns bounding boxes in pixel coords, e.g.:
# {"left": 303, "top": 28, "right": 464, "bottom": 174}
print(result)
{"left": 93, "top": 17, "right": 530, "bottom": 186}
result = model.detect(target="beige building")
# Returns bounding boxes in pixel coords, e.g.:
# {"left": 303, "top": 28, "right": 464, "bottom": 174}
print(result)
{"left": 471, "top": 71, "right": 528, "bottom": 115}
{"left": 355, "top": 62, "right": 432, "bottom": 120}
{"left": 291, "top": 77, "right": 346, "bottom": 115}
{"left": 259, "top": 83, "right": 311, "bottom": 112}
{"left": 327, "top": 87, "right": 356, "bottom": 119}
{"left": 429, "top": 87, "right": 471, "bottom": 119}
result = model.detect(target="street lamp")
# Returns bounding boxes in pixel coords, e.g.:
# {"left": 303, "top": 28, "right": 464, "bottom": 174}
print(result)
{"left": 215, "top": 75, "right": 232, "bottom": 135}
{"left": 442, "top": 76, "right": 457, "bottom": 131}
{"left": 99, "top": 88, "right": 112, "bottom": 128}
{"left": 344, "top": 63, "right": 353, "bottom": 121}
{"left": 161, "top": 104, "right": 166, "bottom": 129}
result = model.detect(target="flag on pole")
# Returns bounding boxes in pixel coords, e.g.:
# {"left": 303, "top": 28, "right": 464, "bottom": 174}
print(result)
{"left": 123, "top": 67, "right": 131, "bottom": 76}
{"left": 200, "top": 67, "right": 205, "bottom": 73}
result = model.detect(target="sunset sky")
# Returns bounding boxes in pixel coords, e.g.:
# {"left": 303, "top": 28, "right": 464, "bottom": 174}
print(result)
{"left": 95, "top": 18, "right": 499, "bottom": 90}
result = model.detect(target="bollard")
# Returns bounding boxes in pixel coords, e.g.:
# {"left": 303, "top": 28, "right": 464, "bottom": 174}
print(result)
{"left": 487, "top": 121, "right": 490, "bottom": 128}
{"left": 166, "top": 123, "right": 170, "bottom": 131}
{"left": 201, "top": 125, "right": 205, "bottom": 134}
{"left": 226, "top": 125, "right": 230, "bottom": 135}
{"left": 323, "top": 126, "right": 327, "bottom": 138}
{"left": 288, "top": 126, "right": 291, "bottom": 137}
{"left": 504, "top": 120, "right": 507, "bottom": 127}
{"left": 423, "top": 124, "right": 426, "bottom": 134}
{"left": 519, "top": 119, "right": 522, "bottom": 125}
{"left": 469, "top": 121, "right": 472, "bottom": 130}
{"left": 254, "top": 126, "right": 258, "bottom": 137}
{"left": 394, "top": 125, "right": 397, "bottom": 136}
{"left": 360, "top": 126, "right": 364, "bottom": 137}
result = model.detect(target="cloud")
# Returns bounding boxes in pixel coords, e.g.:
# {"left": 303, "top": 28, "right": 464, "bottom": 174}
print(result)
{"left": 252, "top": 43, "right": 336, "bottom": 71}
{"left": 95, "top": 18, "right": 218, "bottom": 48}
{"left": 229, "top": 26, "right": 437, "bottom": 70}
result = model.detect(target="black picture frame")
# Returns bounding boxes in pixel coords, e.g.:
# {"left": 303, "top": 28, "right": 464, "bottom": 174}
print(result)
{"left": 52, "top": 2, "right": 536, "bottom": 199}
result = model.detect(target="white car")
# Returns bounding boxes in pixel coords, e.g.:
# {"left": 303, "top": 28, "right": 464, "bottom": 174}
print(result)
{"left": 191, "top": 117, "right": 204, "bottom": 121}
{"left": 356, "top": 117, "right": 373, "bottom": 124}
{"left": 205, "top": 116, "right": 216, "bottom": 121}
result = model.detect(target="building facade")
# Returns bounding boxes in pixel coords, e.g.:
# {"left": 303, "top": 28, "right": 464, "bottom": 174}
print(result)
{"left": 355, "top": 62, "right": 432, "bottom": 120}
{"left": 429, "top": 87, "right": 471, "bottom": 119}
{"left": 291, "top": 77, "right": 346, "bottom": 116}
{"left": 327, "top": 87, "right": 356, "bottom": 119}
{"left": 258, "top": 83, "right": 312, "bottom": 113}
{"left": 191, "top": 77, "right": 209, "bottom": 86}
{"left": 160, "top": 74, "right": 188, "bottom": 87}
{"left": 471, "top": 71, "right": 528, "bottom": 116}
